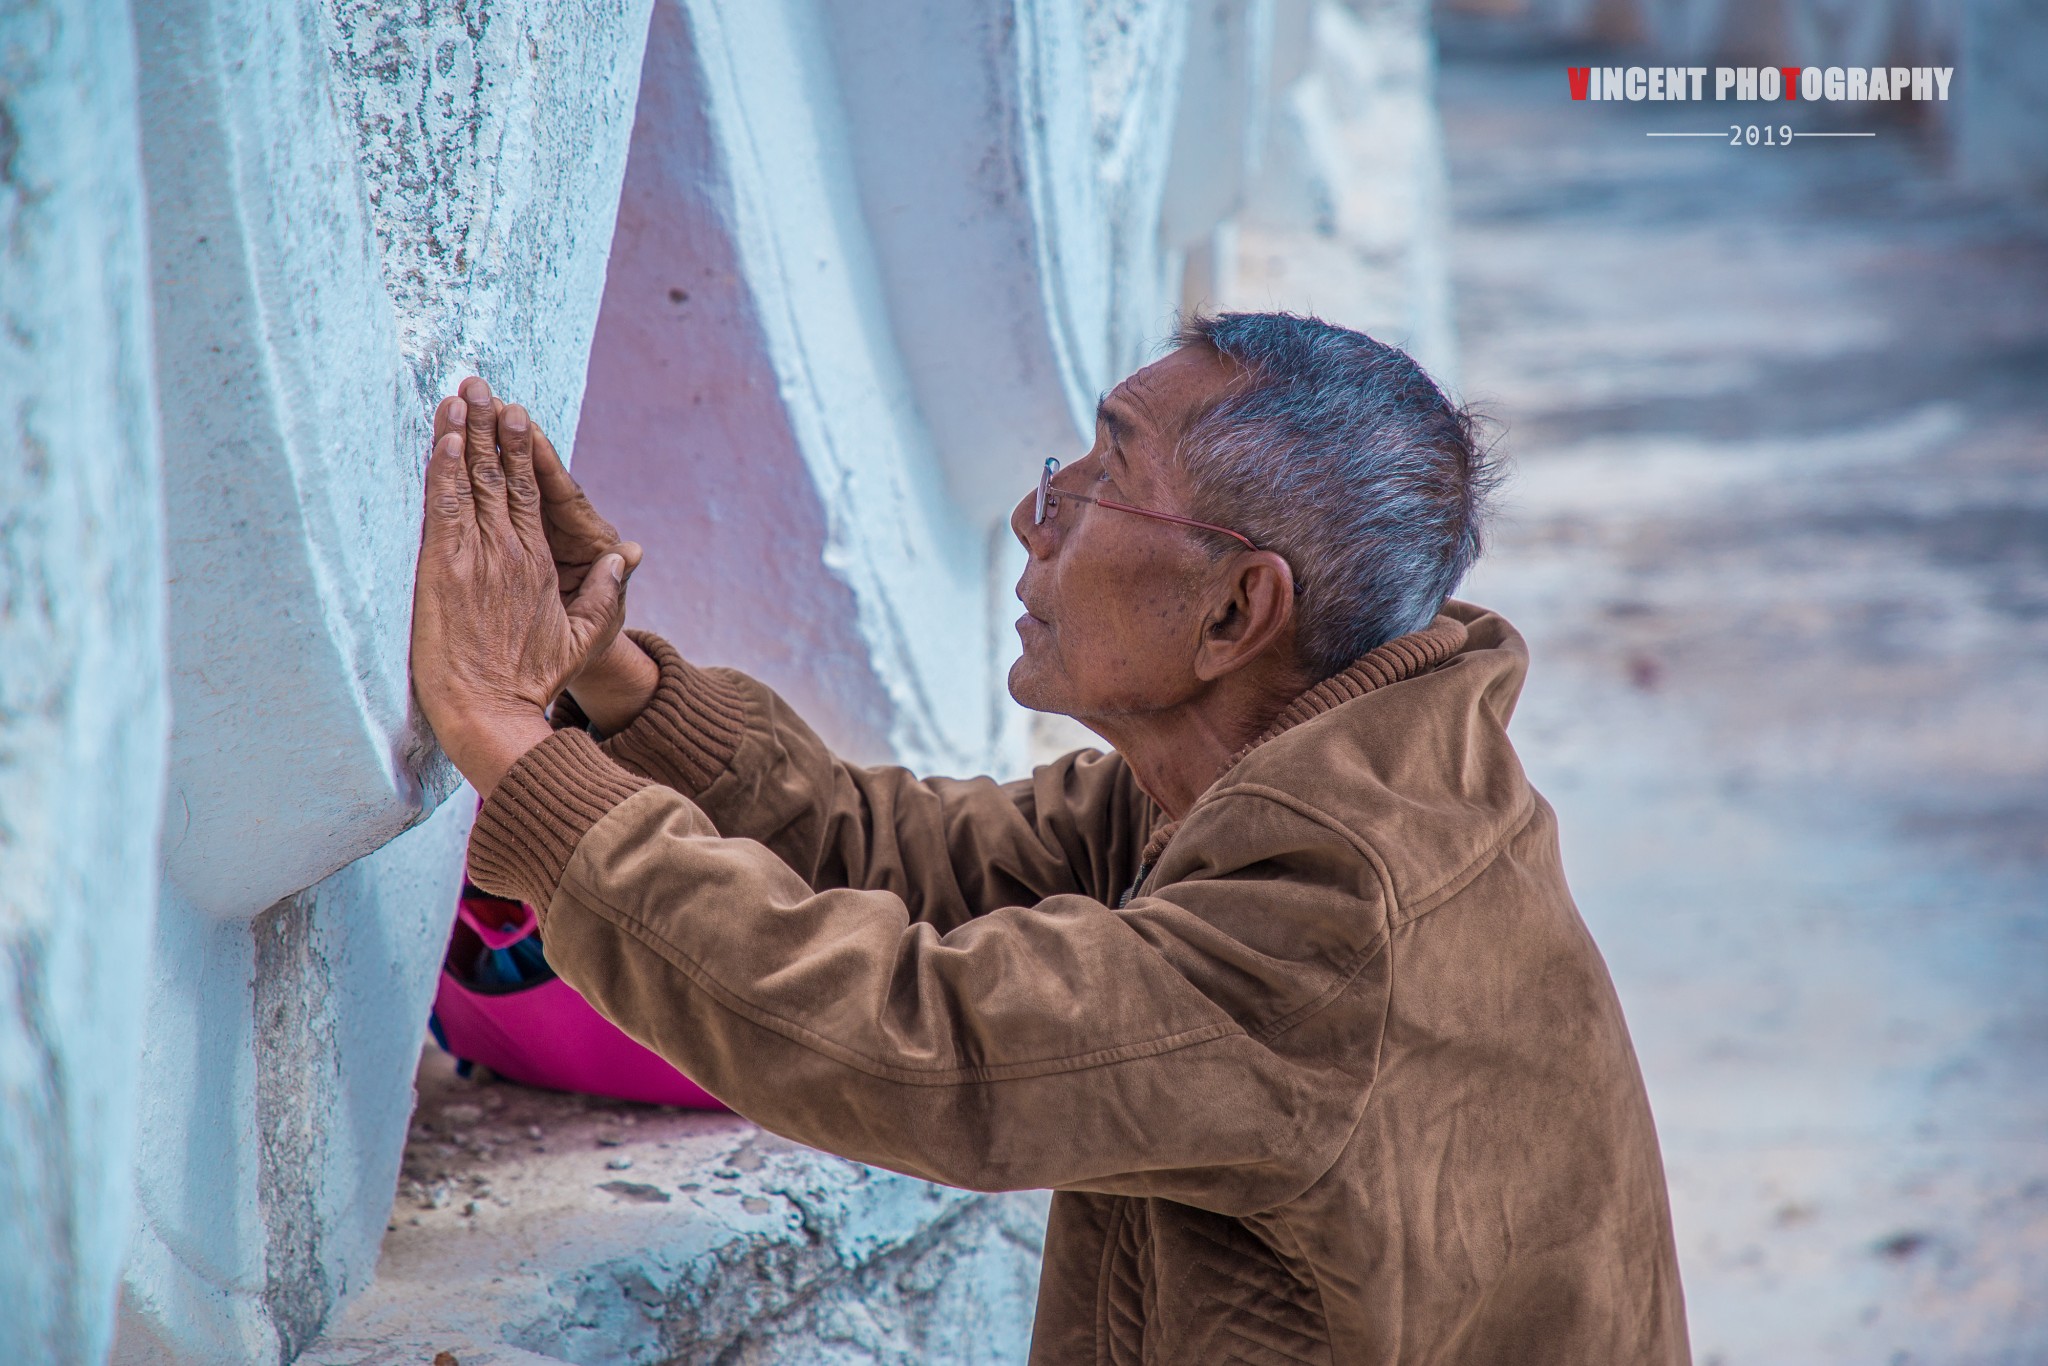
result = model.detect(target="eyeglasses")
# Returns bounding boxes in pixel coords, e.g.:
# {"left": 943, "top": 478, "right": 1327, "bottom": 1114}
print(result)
{"left": 1034, "top": 457, "right": 1260, "bottom": 552}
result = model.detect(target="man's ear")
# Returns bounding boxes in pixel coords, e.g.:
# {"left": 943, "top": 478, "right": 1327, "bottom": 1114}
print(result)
{"left": 1194, "top": 551, "right": 1296, "bottom": 681}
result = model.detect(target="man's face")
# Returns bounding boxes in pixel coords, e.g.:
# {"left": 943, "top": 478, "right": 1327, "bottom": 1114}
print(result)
{"left": 1007, "top": 344, "right": 1239, "bottom": 723}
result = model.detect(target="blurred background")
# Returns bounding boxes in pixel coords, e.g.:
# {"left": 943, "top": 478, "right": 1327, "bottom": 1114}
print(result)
{"left": 1430, "top": 6, "right": 2048, "bottom": 1363}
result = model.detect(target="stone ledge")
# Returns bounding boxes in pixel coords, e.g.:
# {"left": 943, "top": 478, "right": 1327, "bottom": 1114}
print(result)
{"left": 302, "top": 1050, "right": 1046, "bottom": 1366}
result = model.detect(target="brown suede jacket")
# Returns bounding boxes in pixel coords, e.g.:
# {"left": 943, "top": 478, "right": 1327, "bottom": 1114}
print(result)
{"left": 467, "top": 601, "right": 1691, "bottom": 1365}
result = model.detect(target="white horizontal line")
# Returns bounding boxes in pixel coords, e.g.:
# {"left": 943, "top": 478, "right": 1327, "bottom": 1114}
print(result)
{"left": 1642, "top": 131, "right": 1879, "bottom": 140}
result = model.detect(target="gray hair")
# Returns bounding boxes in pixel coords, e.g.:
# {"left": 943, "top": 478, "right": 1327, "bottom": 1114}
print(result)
{"left": 1172, "top": 312, "right": 1501, "bottom": 680}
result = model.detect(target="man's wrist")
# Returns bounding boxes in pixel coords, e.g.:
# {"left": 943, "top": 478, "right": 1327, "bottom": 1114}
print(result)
{"left": 443, "top": 711, "right": 557, "bottom": 800}
{"left": 566, "top": 633, "right": 661, "bottom": 735}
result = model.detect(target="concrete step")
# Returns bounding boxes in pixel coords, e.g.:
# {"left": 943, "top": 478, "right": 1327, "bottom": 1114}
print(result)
{"left": 302, "top": 1050, "right": 1047, "bottom": 1366}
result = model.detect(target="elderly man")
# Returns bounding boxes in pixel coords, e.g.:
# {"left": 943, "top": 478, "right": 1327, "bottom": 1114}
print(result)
{"left": 411, "top": 313, "right": 1690, "bottom": 1364}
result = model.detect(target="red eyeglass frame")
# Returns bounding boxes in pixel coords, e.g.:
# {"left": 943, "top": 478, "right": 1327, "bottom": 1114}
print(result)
{"left": 1035, "top": 456, "right": 1260, "bottom": 551}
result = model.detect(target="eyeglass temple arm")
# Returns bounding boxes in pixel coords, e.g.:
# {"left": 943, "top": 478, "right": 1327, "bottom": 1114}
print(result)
{"left": 1085, "top": 494, "right": 1260, "bottom": 552}
{"left": 1042, "top": 457, "right": 1262, "bottom": 553}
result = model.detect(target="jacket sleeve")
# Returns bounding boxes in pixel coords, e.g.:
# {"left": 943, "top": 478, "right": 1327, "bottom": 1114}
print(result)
{"left": 559, "top": 631, "right": 1159, "bottom": 928}
{"left": 465, "top": 733, "right": 1387, "bottom": 1212}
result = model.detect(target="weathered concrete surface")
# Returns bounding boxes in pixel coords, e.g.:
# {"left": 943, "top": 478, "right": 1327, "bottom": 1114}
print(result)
{"left": 0, "top": 2, "right": 166, "bottom": 1360}
{"left": 1440, "top": 37, "right": 2048, "bottom": 1363}
{"left": 138, "top": 0, "right": 648, "bottom": 922}
{"left": 303, "top": 1051, "right": 1047, "bottom": 1365}
{"left": 1162, "top": 0, "right": 1278, "bottom": 267}
{"left": 117, "top": 798, "right": 475, "bottom": 1363}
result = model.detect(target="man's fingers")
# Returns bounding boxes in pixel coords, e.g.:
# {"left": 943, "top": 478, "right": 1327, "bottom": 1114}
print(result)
{"left": 530, "top": 424, "right": 613, "bottom": 528}
{"left": 461, "top": 375, "right": 508, "bottom": 524}
{"left": 499, "top": 404, "right": 544, "bottom": 544}
{"left": 432, "top": 393, "right": 463, "bottom": 449}
{"left": 530, "top": 422, "right": 580, "bottom": 503}
{"left": 423, "top": 431, "right": 474, "bottom": 548}
{"left": 563, "top": 552, "right": 627, "bottom": 654}
{"left": 614, "top": 540, "right": 644, "bottom": 578}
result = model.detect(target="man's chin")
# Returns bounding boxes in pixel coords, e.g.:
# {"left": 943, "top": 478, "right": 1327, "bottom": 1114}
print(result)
{"left": 1005, "top": 655, "right": 1057, "bottom": 714}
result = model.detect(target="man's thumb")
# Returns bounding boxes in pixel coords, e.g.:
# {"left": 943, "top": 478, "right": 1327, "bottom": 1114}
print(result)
{"left": 565, "top": 552, "right": 625, "bottom": 639}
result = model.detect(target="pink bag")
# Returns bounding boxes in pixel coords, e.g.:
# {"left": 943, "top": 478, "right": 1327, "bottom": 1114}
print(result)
{"left": 431, "top": 887, "right": 727, "bottom": 1110}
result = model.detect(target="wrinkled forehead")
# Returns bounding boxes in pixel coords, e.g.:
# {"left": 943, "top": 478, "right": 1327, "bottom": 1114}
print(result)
{"left": 1099, "top": 344, "right": 1241, "bottom": 458}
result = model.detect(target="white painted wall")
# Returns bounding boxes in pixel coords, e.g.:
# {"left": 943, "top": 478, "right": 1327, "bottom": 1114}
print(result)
{"left": 0, "top": 4, "right": 165, "bottom": 1361}
{"left": 672, "top": 0, "right": 1015, "bottom": 771}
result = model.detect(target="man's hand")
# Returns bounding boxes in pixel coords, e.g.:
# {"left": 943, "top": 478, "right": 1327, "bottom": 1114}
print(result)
{"left": 430, "top": 382, "right": 659, "bottom": 733}
{"left": 412, "top": 378, "right": 628, "bottom": 796}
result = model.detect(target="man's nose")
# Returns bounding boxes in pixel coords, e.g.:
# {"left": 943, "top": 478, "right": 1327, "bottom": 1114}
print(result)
{"left": 1009, "top": 488, "right": 1047, "bottom": 556}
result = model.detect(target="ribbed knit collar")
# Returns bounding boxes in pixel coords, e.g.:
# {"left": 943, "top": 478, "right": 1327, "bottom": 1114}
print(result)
{"left": 1137, "top": 615, "right": 1469, "bottom": 868}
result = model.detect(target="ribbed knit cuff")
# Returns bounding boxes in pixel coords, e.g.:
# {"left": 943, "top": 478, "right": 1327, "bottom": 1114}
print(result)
{"left": 466, "top": 729, "right": 653, "bottom": 915}
{"left": 598, "top": 630, "right": 749, "bottom": 795}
